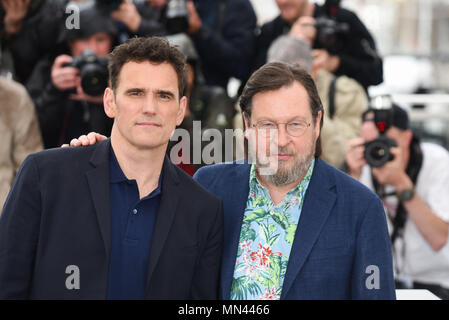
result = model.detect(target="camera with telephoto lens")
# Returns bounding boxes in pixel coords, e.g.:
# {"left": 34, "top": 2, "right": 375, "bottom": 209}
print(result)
{"left": 95, "top": 0, "right": 123, "bottom": 13}
{"left": 314, "top": 0, "right": 349, "bottom": 53}
{"left": 166, "top": 0, "right": 189, "bottom": 34}
{"left": 63, "top": 49, "right": 109, "bottom": 97}
{"left": 363, "top": 96, "right": 398, "bottom": 168}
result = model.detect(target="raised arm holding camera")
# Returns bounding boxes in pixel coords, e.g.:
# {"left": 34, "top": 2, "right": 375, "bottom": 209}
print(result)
{"left": 344, "top": 96, "right": 449, "bottom": 299}
{"left": 252, "top": 0, "right": 382, "bottom": 91}
{"left": 1, "top": 0, "right": 64, "bottom": 82}
{"left": 186, "top": 0, "right": 257, "bottom": 89}
{"left": 1, "top": 0, "right": 31, "bottom": 36}
{"left": 26, "top": 5, "right": 116, "bottom": 148}
{"left": 106, "top": 0, "right": 169, "bottom": 41}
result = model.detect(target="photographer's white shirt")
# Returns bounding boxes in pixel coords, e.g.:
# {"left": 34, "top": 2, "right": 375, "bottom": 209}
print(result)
{"left": 359, "top": 142, "right": 449, "bottom": 288}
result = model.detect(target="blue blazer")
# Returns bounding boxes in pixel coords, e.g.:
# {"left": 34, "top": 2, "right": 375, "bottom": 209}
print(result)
{"left": 194, "top": 158, "right": 396, "bottom": 299}
{"left": 0, "top": 139, "right": 223, "bottom": 299}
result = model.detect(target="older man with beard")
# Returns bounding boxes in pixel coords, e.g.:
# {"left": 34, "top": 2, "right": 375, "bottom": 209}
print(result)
{"left": 66, "top": 62, "right": 396, "bottom": 300}
{"left": 194, "top": 62, "right": 395, "bottom": 300}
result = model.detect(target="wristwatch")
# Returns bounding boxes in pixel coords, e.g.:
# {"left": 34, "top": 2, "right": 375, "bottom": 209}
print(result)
{"left": 397, "top": 188, "right": 415, "bottom": 202}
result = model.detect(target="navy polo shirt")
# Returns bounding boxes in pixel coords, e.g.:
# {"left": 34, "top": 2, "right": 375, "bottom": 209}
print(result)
{"left": 106, "top": 147, "right": 163, "bottom": 300}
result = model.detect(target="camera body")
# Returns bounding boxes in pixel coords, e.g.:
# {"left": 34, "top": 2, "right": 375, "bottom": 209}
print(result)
{"left": 364, "top": 134, "right": 397, "bottom": 168}
{"left": 314, "top": 0, "right": 349, "bottom": 53}
{"left": 63, "top": 49, "right": 109, "bottom": 97}
{"left": 314, "top": 18, "right": 349, "bottom": 53}
{"left": 363, "top": 96, "right": 398, "bottom": 168}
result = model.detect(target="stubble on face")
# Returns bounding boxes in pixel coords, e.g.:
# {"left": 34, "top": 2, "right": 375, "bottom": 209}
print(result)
{"left": 256, "top": 128, "right": 316, "bottom": 187}
{"left": 108, "top": 61, "right": 184, "bottom": 152}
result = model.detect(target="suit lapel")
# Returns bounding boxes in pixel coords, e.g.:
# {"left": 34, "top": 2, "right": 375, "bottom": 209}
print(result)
{"left": 221, "top": 162, "right": 251, "bottom": 299}
{"left": 145, "top": 157, "right": 180, "bottom": 292}
{"left": 85, "top": 139, "right": 112, "bottom": 260}
{"left": 280, "top": 159, "right": 336, "bottom": 299}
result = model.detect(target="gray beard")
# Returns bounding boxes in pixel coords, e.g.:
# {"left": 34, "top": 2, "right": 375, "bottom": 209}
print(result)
{"left": 258, "top": 143, "right": 315, "bottom": 187}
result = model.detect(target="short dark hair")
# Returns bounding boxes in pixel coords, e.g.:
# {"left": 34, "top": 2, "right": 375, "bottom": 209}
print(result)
{"left": 239, "top": 62, "right": 324, "bottom": 157}
{"left": 108, "top": 37, "right": 187, "bottom": 98}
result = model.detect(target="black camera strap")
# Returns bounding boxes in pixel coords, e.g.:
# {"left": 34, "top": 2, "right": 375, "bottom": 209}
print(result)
{"left": 328, "top": 75, "right": 338, "bottom": 119}
{"left": 372, "top": 135, "right": 423, "bottom": 245}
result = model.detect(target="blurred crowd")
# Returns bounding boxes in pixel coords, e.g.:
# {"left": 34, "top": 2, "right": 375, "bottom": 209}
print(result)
{"left": 1, "top": 0, "right": 449, "bottom": 299}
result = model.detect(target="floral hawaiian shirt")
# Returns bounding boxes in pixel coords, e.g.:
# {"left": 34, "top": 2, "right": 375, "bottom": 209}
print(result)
{"left": 230, "top": 159, "right": 315, "bottom": 300}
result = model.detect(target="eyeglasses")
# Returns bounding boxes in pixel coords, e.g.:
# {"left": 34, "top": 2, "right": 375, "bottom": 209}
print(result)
{"left": 251, "top": 119, "right": 311, "bottom": 137}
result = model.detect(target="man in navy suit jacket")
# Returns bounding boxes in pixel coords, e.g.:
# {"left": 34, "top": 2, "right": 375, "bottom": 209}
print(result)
{"left": 0, "top": 37, "right": 223, "bottom": 299}
{"left": 194, "top": 62, "right": 396, "bottom": 300}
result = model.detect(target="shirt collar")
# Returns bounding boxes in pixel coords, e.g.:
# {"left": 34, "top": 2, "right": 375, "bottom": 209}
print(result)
{"left": 110, "top": 146, "right": 127, "bottom": 184}
{"left": 109, "top": 146, "right": 164, "bottom": 197}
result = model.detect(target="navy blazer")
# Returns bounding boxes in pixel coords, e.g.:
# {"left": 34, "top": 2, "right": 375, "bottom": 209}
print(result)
{"left": 0, "top": 139, "right": 224, "bottom": 299}
{"left": 194, "top": 158, "right": 396, "bottom": 299}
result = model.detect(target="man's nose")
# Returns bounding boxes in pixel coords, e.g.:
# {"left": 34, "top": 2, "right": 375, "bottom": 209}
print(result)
{"left": 276, "top": 124, "right": 290, "bottom": 147}
{"left": 142, "top": 96, "right": 157, "bottom": 115}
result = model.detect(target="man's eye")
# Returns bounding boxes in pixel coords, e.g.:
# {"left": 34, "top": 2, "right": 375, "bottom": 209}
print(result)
{"left": 159, "top": 93, "right": 172, "bottom": 100}
{"left": 260, "top": 122, "right": 276, "bottom": 129}
{"left": 289, "top": 122, "right": 304, "bottom": 128}
{"left": 129, "top": 91, "right": 143, "bottom": 96}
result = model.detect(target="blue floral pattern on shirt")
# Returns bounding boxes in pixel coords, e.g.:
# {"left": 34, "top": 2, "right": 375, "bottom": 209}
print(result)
{"left": 230, "top": 159, "right": 315, "bottom": 300}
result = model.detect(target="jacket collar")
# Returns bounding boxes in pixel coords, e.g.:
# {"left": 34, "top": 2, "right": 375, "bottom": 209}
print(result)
{"left": 145, "top": 155, "right": 180, "bottom": 294}
{"left": 280, "top": 158, "right": 337, "bottom": 298}
{"left": 86, "top": 139, "right": 113, "bottom": 262}
{"left": 219, "top": 160, "right": 251, "bottom": 299}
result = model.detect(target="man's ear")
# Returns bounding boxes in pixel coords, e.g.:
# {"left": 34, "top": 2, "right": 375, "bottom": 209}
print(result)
{"left": 176, "top": 96, "right": 187, "bottom": 126}
{"left": 243, "top": 112, "right": 251, "bottom": 138}
{"left": 314, "top": 109, "right": 323, "bottom": 140}
{"left": 103, "top": 87, "right": 116, "bottom": 119}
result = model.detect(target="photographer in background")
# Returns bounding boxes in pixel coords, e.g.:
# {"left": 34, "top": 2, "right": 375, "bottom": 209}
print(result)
{"left": 345, "top": 97, "right": 449, "bottom": 299}
{"left": 185, "top": 0, "right": 257, "bottom": 90}
{"left": 252, "top": 0, "right": 382, "bottom": 91}
{"left": 4, "top": 0, "right": 168, "bottom": 83}
{"left": 26, "top": 5, "right": 117, "bottom": 148}
{"left": 106, "top": 0, "right": 168, "bottom": 42}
